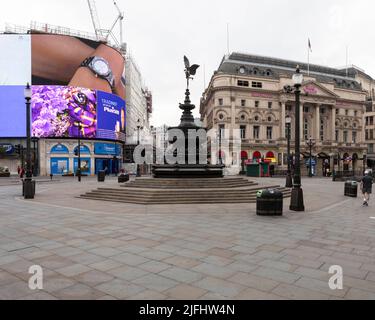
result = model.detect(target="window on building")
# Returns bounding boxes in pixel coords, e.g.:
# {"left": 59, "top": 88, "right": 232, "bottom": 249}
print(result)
{"left": 255, "top": 101, "right": 259, "bottom": 108}
{"left": 252, "top": 82, "right": 262, "bottom": 88}
{"left": 237, "top": 80, "right": 249, "bottom": 87}
{"left": 304, "top": 106, "right": 309, "bottom": 113}
{"left": 366, "top": 117, "right": 369, "bottom": 125}
{"left": 286, "top": 105, "right": 292, "bottom": 111}
{"left": 268, "top": 102, "right": 272, "bottom": 109}
{"left": 369, "top": 144, "right": 374, "bottom": 153}
{"left": 343, "top": 131, "right": 348, "bottom": 143}
{"left": 335, "top": 130, "right": 339, "bottom": 142}
{"left": 218, "top": 98, "right": 223, "bottom": 106}
{"left": 241, "top": 99, "right": 246, "bottom": 107}
{"left": 370, "top": 117, "right": 374, "bottom": 125}
{"left": 253, "top": 126, "right": 260, "bottom": 139}
{"left": 352, "top": 131, "right": 357, "bottom": 143}
{"left": 345, "top": 110, "right": 349, "bottom": 116}
{"left": 240, "top": 125, "right": 246, "bottom": 139}
{"left": 218, "top": 113, "right": 224, "bottom": 120}
{"left": 354, "top": 111, "right": 357, "bottom": 117}
{"left": 268, "top": 116, "right": 272, "bottom": 122}
{"left": 320, "top": 119, "right": 324, "bottom": 141}
{"left": 266, "top": 126, "right": 273, "bottom": 140}
{"left": 336, "top": 109, "right": 339, "bottom": 115}
{"left": 240, "top": 114, "right": 246, "bottom": 121}
{"left": 219, "top": 124, "right": 225, "bottom": 139}
{"left": 366, "top": 129, "right": 369, "bottom": 140}
{"left": 371, "top": 129, "right": 374, "bottom": 140}
{"left": 304, "top": 118, "right": 309, "bottom": 140}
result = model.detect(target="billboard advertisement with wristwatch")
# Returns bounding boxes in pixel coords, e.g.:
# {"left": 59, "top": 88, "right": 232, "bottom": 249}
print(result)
{"left": 0, "top": 33, "right": 126, "bottom": 141}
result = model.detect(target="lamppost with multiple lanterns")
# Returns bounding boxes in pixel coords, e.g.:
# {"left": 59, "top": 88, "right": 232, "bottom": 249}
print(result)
{"left": 285, "top": 115, "right": 293, "bottom": 188}
{"left": 284, "top": 66, "right": 305, "bottom": 211}
{"left": 23, "top": 83, "right": 34, "bottom": 199}
{"left": 136, "top": 119, "right": 143, "bottom": 177}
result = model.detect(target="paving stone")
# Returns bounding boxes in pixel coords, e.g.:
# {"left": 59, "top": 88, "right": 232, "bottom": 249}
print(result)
{"left": 74, "top": 270, "right": 114, "bottom": 286}
{"left": 252, "top": 267, "right": 301, "bottom": 284}
{"left": 88, "top": 247, "right": 123, "bottom": 258}
{"left": 163, "top": 256, "right": 200, "bottom": 269}
{"left": 128, "top": 290, "right": 167, "bottom": 300}
{"left": 228, "top": 272, "right": 280, "bottom": 292}
{"left": 112, "top": 253, "right": 149, "bottom": 266}
{"left": 345, "top": 288, "right": 375, "bottom": 300}
{"left": 132, "top": 273, "right": 179, "bottom": 292}
{"left": 56, "top": 264, "right": 92, "bottom": 277}
{"left": 139, "top": 261, "right": 172, "bottom": 273}
{"left": 89, "top": 259, "right": 123, "bottom": 272}
{"left": 159, "top": 267, "right": 203, "bottom": 284}
{"left": 53, "top": 283, "right": 105, "bottom": 300}
{"left": 294, "top": 276, "right": 348, "bottom": 298}
{"left": 164, "top": 284, "right": 207, "bottom": 299}
{"left": 95, "top": 279, "right": 145, "bottom": 299}
{"left": 272, "top": 283, "right": 332, "bottom": 300}
{"left": 193, "top": 276, "right": 245, "bottom": 298}
{"left": 235, "top": 287, "right": 285, "bottom": 300}
{"left": 106, "top": 265, "right": 148, "bottom": 281}
{"left": 192, "top": 262, "right": 236, "bottom": 279}
{"left": 0, "top": 281, "right": 33, "bottom": 299}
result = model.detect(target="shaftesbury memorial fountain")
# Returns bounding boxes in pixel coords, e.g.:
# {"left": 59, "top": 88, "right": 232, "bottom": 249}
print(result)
{"left": 152, "top": 56, "right": 224, "bottom": 178}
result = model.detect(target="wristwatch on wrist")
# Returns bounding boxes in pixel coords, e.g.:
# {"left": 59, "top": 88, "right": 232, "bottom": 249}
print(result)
{"left": 80, "top": 56, "right": 115, "bottom": 91}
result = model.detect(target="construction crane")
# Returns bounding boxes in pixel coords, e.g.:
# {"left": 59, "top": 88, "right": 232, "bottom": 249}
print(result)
{"left": 87, "top": 0, "right": 104, "bottom": 40}
{"left": 86, "top": 0, "right": 126, "bottom": 53}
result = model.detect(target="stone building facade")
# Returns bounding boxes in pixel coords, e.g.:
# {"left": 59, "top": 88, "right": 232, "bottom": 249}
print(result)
{"left": 200, "top": 53, "right": 369, "bottom": 175}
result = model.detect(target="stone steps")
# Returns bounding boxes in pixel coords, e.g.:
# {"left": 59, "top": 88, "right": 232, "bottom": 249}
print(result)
{"left": 79, "top": 177, "right": 291, "bottom": 205}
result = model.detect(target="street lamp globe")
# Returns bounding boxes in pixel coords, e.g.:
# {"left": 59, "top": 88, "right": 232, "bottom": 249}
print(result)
{"left": 285, "top": 115, "right": 292, "bottom": 124}
{"left": 24, "top": 83, "right": 32, "bottom": 99}
{"left": 292, "top": 66, "right": 303, "bottom": 86}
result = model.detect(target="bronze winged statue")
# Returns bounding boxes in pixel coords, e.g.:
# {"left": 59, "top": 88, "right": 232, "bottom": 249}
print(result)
{"left": 184, "top": 56, "right": 200, "bottom": 89}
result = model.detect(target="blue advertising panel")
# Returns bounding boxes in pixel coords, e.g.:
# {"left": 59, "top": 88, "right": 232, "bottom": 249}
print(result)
{"left": 94, "top": 142, "right": 121, "bottom": 156}
{"left": 0, "top": 143, "right": 15, "bottom": 155}
{"left": 50, "top": 144, "right": 69, "bottom": 154}
{"left": 96, "top": 90, "right": 126, "bottom": 140}
{"left": 50, "top": 157, "right": 69, "bottom": 175}
{"left": 0, "top": 86, "right": 26, "bottom": 137}
{"left": 73, "top": 158, "right": 91, "bottom": 174}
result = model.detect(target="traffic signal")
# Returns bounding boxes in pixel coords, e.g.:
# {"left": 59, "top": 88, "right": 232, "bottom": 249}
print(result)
{"left": 14, "top": 144, "right": 22, "bottom": 155}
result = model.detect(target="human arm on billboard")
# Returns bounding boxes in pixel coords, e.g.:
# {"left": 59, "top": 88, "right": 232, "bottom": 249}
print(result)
{"left": 32, "top": 35, "right": 96, "bottom": 83}
{"left": 69, "top": 44, "right": 126, "bottom": 100}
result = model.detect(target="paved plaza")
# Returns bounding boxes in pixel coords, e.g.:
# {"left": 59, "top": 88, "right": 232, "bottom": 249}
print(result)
{"left": 0, "top": 176, "right": 375, "bottom": 300}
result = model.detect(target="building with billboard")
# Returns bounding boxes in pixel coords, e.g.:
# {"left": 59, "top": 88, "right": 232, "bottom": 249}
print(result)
{"left": 200, "top": 52, "right": 371, "bottom": 175}
{"left": 0, "top": 28, "right": 126, "bottom": 175}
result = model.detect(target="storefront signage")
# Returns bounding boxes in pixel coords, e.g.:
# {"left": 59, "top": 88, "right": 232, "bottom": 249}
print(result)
{"left": 94, "top": 142, "right": 120, "bottom": 156}
{"left": 50, "top": 144, "right": 69, "bottom": 154}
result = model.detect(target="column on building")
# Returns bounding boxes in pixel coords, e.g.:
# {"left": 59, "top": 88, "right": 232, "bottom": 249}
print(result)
{"left": 280, "top": 102, "right": 286, "bottom": 139}
{"left": 331, "top": 106, "right": 336, "bottom": 141}
{"left": 300, "top": 102, "right": 304, "bottom": 140}
{"left": 315, "top": 104, "right": 320, "bottom": 141}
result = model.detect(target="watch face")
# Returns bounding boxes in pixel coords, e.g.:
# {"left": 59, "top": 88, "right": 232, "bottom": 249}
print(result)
{"left": 93, "top": 58, "right": 110, "bottom": 76}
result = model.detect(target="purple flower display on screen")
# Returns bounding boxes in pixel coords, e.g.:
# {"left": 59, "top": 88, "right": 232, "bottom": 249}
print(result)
{"left": 31, "top": 86, "right": 97, "bottom": 138}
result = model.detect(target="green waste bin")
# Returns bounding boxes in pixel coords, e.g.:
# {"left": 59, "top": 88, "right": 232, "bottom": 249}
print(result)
{"left": 344, "top": 180, "right": 357, "bottom": 197}
{"left": 256, "top": 189, "right": 283, "bottom": 216}
{"left": 98, "top": 170, "right": 106, "bottom": 182}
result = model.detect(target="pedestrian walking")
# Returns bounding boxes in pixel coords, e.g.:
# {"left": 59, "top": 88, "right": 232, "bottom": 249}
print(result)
{"left": 360, "top": 171, "right": 373, "bottom": 206}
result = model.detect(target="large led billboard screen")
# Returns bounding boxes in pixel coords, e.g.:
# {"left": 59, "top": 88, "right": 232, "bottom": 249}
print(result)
{"left": 0, "top": 33, "right": 126, "bottom": 141}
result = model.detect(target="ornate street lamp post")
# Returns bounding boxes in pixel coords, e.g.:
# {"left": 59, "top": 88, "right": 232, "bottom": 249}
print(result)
{"left": 77, "top": 121, "right": 82, "bottom": 182}
{"left": 285, "top": 115, "right": 293, "bottom": 188}
{"left": 31, "top": 137, "right": 39, "bottom": 177}
{"left": 284, "top": 66, "right": 305, "bottom": 211}
{"left": 307, "top": 136, "right": 315, "bottom": 177}
{"left": 136, "top": 119, "right": 143, "bottom": 177}
{"left": 23, "top": 83, "right": 34, "bottom": 199}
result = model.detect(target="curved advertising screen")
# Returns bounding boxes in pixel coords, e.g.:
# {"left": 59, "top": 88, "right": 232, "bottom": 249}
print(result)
{"left": 0, "top": 33, "right": 126, "bottom": 141}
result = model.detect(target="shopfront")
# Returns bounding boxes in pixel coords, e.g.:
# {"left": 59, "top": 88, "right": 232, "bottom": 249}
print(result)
{"left": 94, "top": 142, "right": 121, "bottom": 174}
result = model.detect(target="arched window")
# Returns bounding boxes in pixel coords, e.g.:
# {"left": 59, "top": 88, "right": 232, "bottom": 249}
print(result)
{"left": 50, "top": 144, "right": 69, "bottom": 154}
{"left": 73, "top": 145, "right": 91, "bottom": 155}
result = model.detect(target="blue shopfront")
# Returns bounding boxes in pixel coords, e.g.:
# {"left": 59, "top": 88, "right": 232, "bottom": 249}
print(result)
{"left": 50, "top": 144, "right": 69, "bottom": 175}
{"left": 94, "top": 142, "right": 121, "bottom": 175}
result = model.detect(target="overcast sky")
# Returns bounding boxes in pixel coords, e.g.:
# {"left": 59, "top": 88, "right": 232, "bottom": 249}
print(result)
{"left": 1, "top": 0, "right": 375, "bottom": 127}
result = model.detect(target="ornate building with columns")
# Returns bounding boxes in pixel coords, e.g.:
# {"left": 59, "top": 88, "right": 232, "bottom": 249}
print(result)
{"left": 200, "top": 52, "right": 369, "bottom": 175}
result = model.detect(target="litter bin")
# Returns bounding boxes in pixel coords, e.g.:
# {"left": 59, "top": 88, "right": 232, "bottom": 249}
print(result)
{"left": 256, "top": 189, "right": 283, "bottom": 216}
{"left": 118, "top": 174, "right": 129, "bottom": 183}
{"left": 344, "top": 180, "right": 357, "bottom": 197}
{"left": 22, "top": 179, "right": 36, "bottom": 198}
{"left": 98, "top": 170, "right": 106, "bottom": 182}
